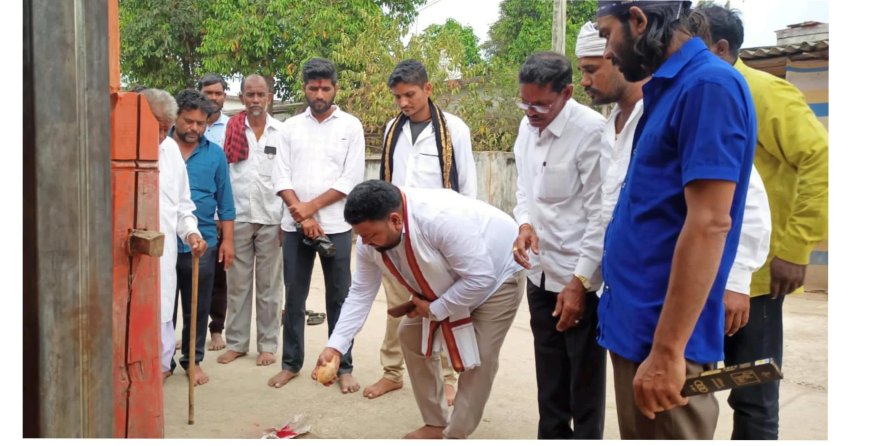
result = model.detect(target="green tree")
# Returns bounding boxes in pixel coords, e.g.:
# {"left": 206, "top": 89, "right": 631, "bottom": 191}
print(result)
{"left": 118, "top": 0, "right": 425, "bottom": 97}
{"left": 119, "top": 0, "right": 208, "bottom": 93}
{"left": 197, "top": 0, "right": 426, "bottom": 100}
{"left": 483, "top": 0, "right": 597, "bottom": 65}
{"left": 420, "top": 19, "right": 482, "bottom": 68}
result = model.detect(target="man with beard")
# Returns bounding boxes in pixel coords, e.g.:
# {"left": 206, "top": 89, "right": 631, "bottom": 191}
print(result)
{"left": 140, "top": 88, "right": 206, "bottom": 381}
{"left": 363, "top": 59, "right": 476, "bottom": 403}
{"left": 576, "top": 19, "right": 771, "bottom": 436}
{"left": 199, "top": 73, "right": 230, "bottom": 148}
{"left": 313, "top": 180, "right": 525, "bottom": 439}
{"left": 595, "top": 1, "right": 757, "bottom": 438}
{"left": 216, "top": 74, "right": 285, "bottom": 368}
{"left": 270, "top": 58, "right": 365, "bottom": 393}
{"left": 696, "top": 5, "right": 828, "bottom": 439}
{"left": 170, "top": 89, "right": 236, "bottom": 385}
{"left": 198, "top": 73, "right": 231, "bottom": 353}
{"left": 510, "top": 51, "right": 607, "bottom": 439}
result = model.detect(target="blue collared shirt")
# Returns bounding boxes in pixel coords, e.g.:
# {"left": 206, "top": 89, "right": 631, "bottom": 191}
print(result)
{"left": 170, "top": 130, "right": 236, "bottom": 252}
{"left": 598, "top": 37, "right": 757, "bottom": 365}
{"left": 204, "top": 113, "right": 229, "bottom": 148}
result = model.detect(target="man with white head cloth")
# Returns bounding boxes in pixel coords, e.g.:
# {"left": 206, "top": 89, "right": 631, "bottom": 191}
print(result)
{"left": 575, "top": 20, "right": 771, "bottom": 439}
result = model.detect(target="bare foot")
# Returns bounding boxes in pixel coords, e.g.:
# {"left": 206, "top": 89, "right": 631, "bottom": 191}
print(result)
{"left": 217, "top": 350, "right": 247, "bottom": 364}
{"left": 268, "top": 370, "right": 298, "bottom": 388}
{"left": 162, "top": 370, "right": 172, "bottom": 383}
{"left": 403, "top": 425, "right": 445, "bottom": 439}
{"left": 186, "top": 365, "right": 209, "bottom": 386}
{"left": 208, "top": 332, "right": 226, "bottom": 351}
{"left": 257, "top": 352, "right": 276, "bottom": 366}
{"left": 175, "top": 339, "right": 181, "bottom": 350}
{"left": 444, "top": 383, "right": 456, "bottom": 407}
{"left": 339, "top": 373, "right": 360, "bottom": 394}
{"left": 363, "top": 377, "right": 403, "bottom": 399}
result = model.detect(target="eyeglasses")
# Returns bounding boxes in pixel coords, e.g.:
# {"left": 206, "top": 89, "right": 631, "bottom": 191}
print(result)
{"left": 516, "top": 99, "right": 554, "bottom": 114}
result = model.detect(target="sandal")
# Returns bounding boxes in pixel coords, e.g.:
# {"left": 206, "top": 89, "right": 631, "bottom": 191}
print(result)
{"left": 307, "top": 312, "right": 326, "bottom": 326}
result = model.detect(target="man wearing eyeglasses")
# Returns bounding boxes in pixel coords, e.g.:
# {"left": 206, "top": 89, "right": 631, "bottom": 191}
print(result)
{"left": 511, "top": 51, "right": 608, "bottom": 439}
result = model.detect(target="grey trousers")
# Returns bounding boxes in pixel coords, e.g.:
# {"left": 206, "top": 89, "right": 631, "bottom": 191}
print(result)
{"left": 224, "top": 222, "right": 283, "bottom": 354}
{"left": 399, "top": 270, "right": 524, "bottom": 439}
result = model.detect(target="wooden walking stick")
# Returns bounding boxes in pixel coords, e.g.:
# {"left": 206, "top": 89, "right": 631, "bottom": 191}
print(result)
{"left": 188, "top": 254, "right": 199, "bottom": 425}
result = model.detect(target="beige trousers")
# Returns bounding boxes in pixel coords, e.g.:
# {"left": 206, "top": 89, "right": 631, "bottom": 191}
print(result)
{"left": 399, "top": 270, "right": 524, "bottom": 439}
{"left": 610, "top": 351, "right": 719, "bottom": 439}
{"left": 380, "top": 272, "right": 456, "bottom": 386}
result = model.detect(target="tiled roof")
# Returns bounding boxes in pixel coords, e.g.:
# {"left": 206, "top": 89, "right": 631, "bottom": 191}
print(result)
{"left": 740, "top": 40, "right": 829, "bottom": 60}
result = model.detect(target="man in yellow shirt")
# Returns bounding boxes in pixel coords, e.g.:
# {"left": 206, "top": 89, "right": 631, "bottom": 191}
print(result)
{"left": 699, "top": 5, "right": 828, "bottom": 440}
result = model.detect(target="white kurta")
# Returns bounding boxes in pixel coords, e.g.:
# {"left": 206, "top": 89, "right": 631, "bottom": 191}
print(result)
{"left": 326, "top": 188, "right": 523, "bottom": 355}
{"left": 384, "top": 111, "right": 477, "bottom": 198}
{"left": 158, "top": 138, "right": 200, "bottom": 322}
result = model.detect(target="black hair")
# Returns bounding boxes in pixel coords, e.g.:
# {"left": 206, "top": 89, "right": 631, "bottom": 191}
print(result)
{"left": 196, "top": 73, "right": 227, "bottom": 91}
{"left": 518, "top": 52, "right": 573, "bottom": 93}
{"left": 615, "top": 1, "right": 706, "bottom": 74}
{"left": 302, "top": 58, "right": 338, "bottom": 85}
{"left": 174, "top": 89, "right": 215, "bottom": 116}
{"left": 696, "top": 3, "right": 744, "bottom": 58}
{"left": 388, "top": 59, "right": 429, "bottom": 87}
{"left": 344, "top": 180, "right": 402, "bottom": 225}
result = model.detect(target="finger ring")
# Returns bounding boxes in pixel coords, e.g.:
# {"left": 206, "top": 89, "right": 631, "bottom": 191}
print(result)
{"left": 513, "top": 247, "right": 519, "bottom": 252}
{"left": 574, "top": 319, "right": 580, "bottom": 324}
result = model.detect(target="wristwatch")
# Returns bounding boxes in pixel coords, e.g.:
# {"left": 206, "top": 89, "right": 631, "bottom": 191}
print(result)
{"left": 574, "top": 273, "right": 592, "bottom": 290}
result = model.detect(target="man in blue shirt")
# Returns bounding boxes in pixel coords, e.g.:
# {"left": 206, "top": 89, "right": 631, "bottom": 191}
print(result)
{"left": 596, "top": 1, "right": 756, "bottom": 439}
{"left": 170, "top": 89, "right": 236, "bottom": 386}
{"left": 197, "top": 73, "right": 232, "bottom": 353}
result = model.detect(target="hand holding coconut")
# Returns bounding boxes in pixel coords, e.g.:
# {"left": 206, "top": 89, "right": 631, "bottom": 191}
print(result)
{"left": 311, "top": 348, "right": 341, "bottom": 386}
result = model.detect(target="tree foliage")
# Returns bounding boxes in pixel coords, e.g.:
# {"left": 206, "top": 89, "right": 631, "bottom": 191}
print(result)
{"left": 419, "top": 19, "right": 482, "bottom": 68}
{"left": 483, "top": 0, "right": 598, "bottom": 65}
{"left": 119, "top": 0, "right": 209, "bottom": 93}
{"left": 118, "top": 0, "right": 425, "bottom": 97}
{"left": 119, "top": 0, "right": 603, "bottom": 153}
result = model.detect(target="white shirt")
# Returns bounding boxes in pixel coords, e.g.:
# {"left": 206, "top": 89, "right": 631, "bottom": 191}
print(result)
{"left": 513, "top": 98, "right": 607, "bottom": 292}
{"left": 158, "top": 138, "right": 200, "bottom": 323}
{"left": 326, "top": 188, "right": 523, "bottom": 354}
{"left": 599, "top": 99, "right": 771, "bottom": 295}
{"left": 273, "top": 106, "right": 366, "bottom": 234}
{"left": 384, "top": 111, "right": 477, "bottom": 198}
{"left": 228, "top": 114, "right": 284, "bottom": 225}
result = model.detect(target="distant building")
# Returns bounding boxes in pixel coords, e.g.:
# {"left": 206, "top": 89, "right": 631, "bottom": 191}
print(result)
{"left": 741, "top": 21, "right": 829, "bottom": 128}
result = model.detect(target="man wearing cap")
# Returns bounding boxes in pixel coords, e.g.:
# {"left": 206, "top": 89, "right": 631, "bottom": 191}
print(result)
{"left": 511, "top": 51, "right": 607, "bottom": 439}
{"left": 595, "top": 1, "right": 757, "bottom": 439}
{"left": 577, "top": 17, "right": 772, "bottom": 435}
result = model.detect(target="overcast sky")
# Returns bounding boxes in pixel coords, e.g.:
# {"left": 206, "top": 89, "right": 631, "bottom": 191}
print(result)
{"left": 410, "top": 0, "right": 830, "bottom": 49}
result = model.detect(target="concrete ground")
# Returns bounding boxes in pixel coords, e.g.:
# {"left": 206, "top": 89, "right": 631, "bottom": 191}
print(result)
{"left": 164, "top": 258, "right": 828, "bottom": 439}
